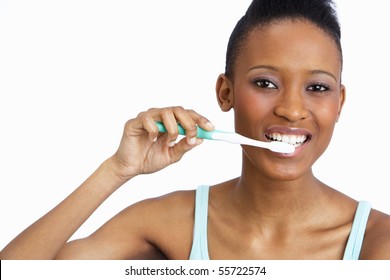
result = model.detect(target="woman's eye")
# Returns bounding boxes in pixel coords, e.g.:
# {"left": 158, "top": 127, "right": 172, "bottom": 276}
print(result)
{"left": 255, "top": 79, "right": 277, "bottom": 89}
{"left": 308, "top": 83, "right": 329, "bottom": 92}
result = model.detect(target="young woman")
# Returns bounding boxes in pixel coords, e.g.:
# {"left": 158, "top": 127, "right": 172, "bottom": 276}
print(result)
{"left": 1, "top": 0, "right": 390, "bottom": 260}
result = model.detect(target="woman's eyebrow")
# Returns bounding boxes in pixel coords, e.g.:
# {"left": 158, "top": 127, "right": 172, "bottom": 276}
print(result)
{"left": 310, "top": 69, "right": 338, "bottom": 83}
{"left": 247, "top": 65, "right": 279, "bottom": 73}
{"left": 248, "top": 65, "right": 338, "bottom": 82}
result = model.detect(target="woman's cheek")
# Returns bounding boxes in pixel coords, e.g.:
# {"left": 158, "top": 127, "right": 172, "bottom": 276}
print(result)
{"left": 233, "top": 87, "right": 267, "bottom": 132}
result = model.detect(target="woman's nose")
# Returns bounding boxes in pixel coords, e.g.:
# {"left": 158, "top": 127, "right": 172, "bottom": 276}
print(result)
{"left": 274, "top": 89, "right": 309, "bottom": 122}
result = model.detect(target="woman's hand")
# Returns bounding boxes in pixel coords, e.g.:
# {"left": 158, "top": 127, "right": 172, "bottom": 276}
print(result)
{"left": 109, "top": 107, "right": 214, "bottom": 181}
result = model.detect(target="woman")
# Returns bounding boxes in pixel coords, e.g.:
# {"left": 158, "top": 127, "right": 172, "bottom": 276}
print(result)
{"left": 1, "top": 0, "right": 390, "bottom": 260}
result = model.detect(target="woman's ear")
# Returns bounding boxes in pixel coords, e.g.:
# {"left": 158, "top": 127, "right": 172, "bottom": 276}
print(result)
{"left": 215, "top": 74, "right": 234, "bottom": 112}
{"left": 336, "top": 84, "right": 346, "bottom": 122}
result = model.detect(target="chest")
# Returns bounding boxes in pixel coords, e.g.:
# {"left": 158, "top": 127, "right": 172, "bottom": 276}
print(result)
{"left": 206, "top": 214, "right": 351, "bottom": 260}
{"left": 156, "top": 219, "right": 350, "bottom": 260}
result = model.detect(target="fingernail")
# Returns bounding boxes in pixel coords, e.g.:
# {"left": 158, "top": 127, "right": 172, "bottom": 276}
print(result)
{"left": 206, "top": 122, "right": 215, "bottom": 129}
{"left": 188, "top": 137, "right": 197, "bottom": 145}
{"left": 168, "top": 140, "right": 176, "bottom": 147}
{"left": 152, "top": 137, "right": 158, "bottom": 143}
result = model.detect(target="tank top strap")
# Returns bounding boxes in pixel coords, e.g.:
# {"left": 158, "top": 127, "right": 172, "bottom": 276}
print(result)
{"left": 189, "top": 185, "right": 210, "bottom": 260}
{"left": 343, "top": 201, "right": 372, "bottom": 260}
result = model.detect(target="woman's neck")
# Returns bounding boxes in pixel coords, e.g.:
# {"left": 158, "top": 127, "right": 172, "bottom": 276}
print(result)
{"left": 230, "top": 158, "right": 330, "bottom": 230}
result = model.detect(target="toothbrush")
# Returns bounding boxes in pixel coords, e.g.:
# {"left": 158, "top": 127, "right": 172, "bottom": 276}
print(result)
{"left": 155, "top": 121, "right": 295, "bottom": 154}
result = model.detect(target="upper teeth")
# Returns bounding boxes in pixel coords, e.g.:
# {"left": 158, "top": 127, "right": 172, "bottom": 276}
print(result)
{"left": 266, "top": 133, "right": 308, "bottom": 147}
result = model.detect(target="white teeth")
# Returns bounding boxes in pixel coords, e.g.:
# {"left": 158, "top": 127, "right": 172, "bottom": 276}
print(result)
{"left": 266, "top": 133, "right": 308, "bottom": 147}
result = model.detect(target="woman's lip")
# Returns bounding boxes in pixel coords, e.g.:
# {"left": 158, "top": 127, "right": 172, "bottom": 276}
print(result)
{"left": 264, "top": 125, "right": 313, "bottom": 136}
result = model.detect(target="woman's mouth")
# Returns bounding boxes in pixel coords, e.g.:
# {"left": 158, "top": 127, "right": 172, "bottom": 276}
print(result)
{"left": 265, "top": 132, "right": 310, "bottom": 148}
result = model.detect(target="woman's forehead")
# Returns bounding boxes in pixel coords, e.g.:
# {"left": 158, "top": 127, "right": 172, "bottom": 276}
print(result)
{"left": 235, "top": 20, "right": 342, "bottom": 78}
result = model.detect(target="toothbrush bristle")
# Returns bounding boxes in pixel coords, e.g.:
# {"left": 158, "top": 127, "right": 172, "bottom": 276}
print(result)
{"left": 270, "top": 141, "right": 295, "bottom": 153}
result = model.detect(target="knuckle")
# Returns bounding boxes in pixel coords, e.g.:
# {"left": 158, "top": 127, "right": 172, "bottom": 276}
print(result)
{"left": 160, "top": 107, "right": 171, "bottom": 116}
{"left": 173, "top": 105, "right": 185, "bottom": 112}
{"left": 124, "top": 119, "right": 134, "bottom": 133}
{"left": 187, "top": 109, "right": 196, "bottom": 115}
{"left": 186, "top": 124, "right": 197, "bottom": 132}
{"left": 147, "top": 107, "right": 157, "bottom": 112}
{"left": 138, "top": 115, "right": 149, "bottom": 125}
{"left": 136, "top": 110, "right": 147, "bottom": 118}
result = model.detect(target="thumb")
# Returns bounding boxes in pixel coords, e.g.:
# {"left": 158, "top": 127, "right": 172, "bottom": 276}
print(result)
{"left": 169, "top": 138, "right": 203, "bottom": 164}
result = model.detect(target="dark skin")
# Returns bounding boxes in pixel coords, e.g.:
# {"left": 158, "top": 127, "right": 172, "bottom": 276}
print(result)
{"left": 1, "top": 19, "right": 390, "bottom": 260}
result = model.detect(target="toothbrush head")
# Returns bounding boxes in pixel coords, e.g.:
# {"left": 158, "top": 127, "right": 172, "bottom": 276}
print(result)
{"left": 268, "top": 141, "right": 295, "bottom": 154}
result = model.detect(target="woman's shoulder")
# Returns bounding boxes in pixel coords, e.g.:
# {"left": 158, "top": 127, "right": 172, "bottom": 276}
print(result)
{"left": 134, "top": 188, "right": 196, "bottom": 213}
{"left": 120, "top": 188, "right": 197, "bottom": 259}
{"left": 360, "top": 208, "right": 390, "bottom": 259}
{"left": 124, "top": 188, "right": 197, "bottom": 225}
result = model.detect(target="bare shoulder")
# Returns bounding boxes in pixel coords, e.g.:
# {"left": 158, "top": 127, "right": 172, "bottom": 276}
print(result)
{"left": 360, "top": 208, "right": 390, "bottom": 260}
{"left": 129, "top": 189, "right": 196, "bottom": 224}
{"left": 119, "top": 189, "right": 196, "bottom": 259}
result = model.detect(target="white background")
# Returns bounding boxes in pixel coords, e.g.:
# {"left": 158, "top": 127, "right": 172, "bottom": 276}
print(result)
{"left": 0, "top": 0, "right": 389, "bottom": 250}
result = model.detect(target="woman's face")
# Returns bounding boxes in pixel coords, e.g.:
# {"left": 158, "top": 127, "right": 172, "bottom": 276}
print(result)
{"left": 218, "top": 19, "right": 345, "bottom": 181}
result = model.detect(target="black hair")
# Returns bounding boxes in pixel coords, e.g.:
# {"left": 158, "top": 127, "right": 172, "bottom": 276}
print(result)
{"left": 225, "top": 0, "right": 342, "bottom": 78}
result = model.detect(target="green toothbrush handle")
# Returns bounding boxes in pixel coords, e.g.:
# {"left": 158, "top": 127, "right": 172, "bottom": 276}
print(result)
{"left": 155, "top": 121, "right": 215, "bottom": 140}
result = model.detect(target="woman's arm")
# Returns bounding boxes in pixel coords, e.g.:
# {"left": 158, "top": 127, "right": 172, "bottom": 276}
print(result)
{"left": 0, "top": 107, "right": 213, "bottom": 259}
{"left": 0, "top": 157, "right": 127, "bottom": 259}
